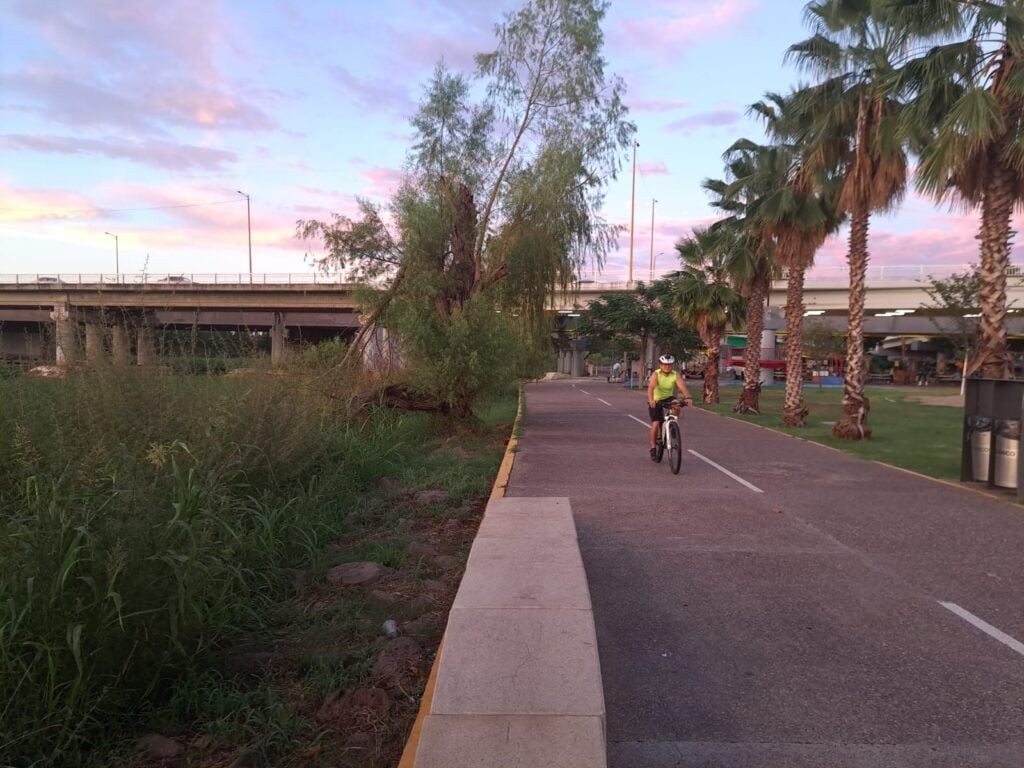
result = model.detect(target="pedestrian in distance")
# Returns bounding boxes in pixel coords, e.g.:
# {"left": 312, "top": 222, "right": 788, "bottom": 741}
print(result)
{"left": 647, "top": 354, "right": 694, "bottom": 459}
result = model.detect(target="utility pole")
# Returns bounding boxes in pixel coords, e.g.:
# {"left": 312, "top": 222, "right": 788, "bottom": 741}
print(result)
{"left": 237, "top": 190, "right": 252, "bottom": 284}
{"left": 628, "top": 140, "right": 638, "bottom": 286}
{"left": 648, "top": 198, "right": 657, "bottom": 281}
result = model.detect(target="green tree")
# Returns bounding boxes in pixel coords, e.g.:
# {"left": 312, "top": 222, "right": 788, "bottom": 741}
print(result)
{"left": 578, "top": 281, "right": 698, "bottom": 380}
{"left": 788, "top": 0, "right": 910, "bottom": 440}
{"left": 670, "top": 227, "right": 747, "bottom": 404}
{"left": 891, "top": 0, "right": 1024, "bottom": 379}
{"left": 297, "top": 0, "right": 634, "bottom": 418}
{"left": 920, "top": 266, "right": 983, "bottom": 369}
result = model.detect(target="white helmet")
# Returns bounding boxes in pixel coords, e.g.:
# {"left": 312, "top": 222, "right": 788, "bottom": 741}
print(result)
{"left": 658, "top": 354, "right": 675, "bottom": 364}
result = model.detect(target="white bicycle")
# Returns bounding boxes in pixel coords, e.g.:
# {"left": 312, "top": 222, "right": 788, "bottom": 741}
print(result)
{"left": 653, "top": 398, "right": 686, "bottom": 475}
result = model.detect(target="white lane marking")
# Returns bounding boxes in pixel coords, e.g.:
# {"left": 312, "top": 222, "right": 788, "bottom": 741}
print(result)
{"left": 579, "top": 389, "right": 591, "bottom": 395}
{"left": 628, "top": 414, "right": 649, "bottom": 427}
{"left": 598, "top": 398, "right": 612, "bottom": 406}
{"left": 687, "top": 449, "right": 764, "bottom": 493}
{"left": 939, "top": 602, "right": 1024, "bottom": 658}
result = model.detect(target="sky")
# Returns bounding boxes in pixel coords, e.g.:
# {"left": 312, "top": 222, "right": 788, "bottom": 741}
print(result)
{"left": 0, "top": 0, "right": 1013, "bottom": 282}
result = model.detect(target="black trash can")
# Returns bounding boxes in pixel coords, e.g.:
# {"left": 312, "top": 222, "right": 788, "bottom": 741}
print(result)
{"left": 966, "top": 415, "right": 994, "bottom": 482}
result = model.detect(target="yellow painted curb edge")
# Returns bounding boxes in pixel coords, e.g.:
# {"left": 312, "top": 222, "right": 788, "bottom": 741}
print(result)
{"left": 491, "top": 385, "right": 524, "bottom": 499}
{"left": 397, "top": 386, "right": 524, "bottom": 768}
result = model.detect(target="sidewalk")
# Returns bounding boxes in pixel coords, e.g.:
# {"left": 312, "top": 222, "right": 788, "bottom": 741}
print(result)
{"left": 505, "top": 378, "right": 1024, "bottom": 768}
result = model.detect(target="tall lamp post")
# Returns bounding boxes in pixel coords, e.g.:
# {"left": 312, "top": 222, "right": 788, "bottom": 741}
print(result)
{"left": 104, "top": 231, "right": 119, "bottom": 280}
{"left": 236, "top": 190, "right": 252, "bottom": 283}
{"left": 627, "top": 140, "right": 638, "bottom": 286}
{"left": 648, "top": 198, "right": 657, "bottom": 281}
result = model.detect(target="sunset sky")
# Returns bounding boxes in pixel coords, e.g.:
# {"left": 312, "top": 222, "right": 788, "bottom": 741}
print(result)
{"left": 0, "top": 0, "right": 1013, "bottom": 281}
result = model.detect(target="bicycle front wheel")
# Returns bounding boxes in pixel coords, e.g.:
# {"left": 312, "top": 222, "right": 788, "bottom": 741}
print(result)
{"left": 655, "top": 422, "right": 665, "bottom": 463}
{"left": 668, "top": 420, "right": 682, "bottom": 474}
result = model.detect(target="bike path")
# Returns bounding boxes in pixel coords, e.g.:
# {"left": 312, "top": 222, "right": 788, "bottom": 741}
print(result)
{"left": 505, "top": 379, "right": 1024, "bottom": 768}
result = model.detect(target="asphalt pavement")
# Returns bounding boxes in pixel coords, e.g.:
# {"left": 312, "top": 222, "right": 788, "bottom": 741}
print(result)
{"left": 505, "top": 378, "right": 1024, "bottom": 768}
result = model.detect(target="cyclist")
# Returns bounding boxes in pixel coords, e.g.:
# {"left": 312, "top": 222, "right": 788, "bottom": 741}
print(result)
{"left": 648, "top": 354, "right": 694, "bottom": 460}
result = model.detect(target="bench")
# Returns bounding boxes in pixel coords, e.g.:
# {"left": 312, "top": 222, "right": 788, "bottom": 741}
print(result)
{"left": 410, "top": 497, "right": 605, "bottom": 767}
{"left": 867, "top": 372, "right": 894, "bottom": 384}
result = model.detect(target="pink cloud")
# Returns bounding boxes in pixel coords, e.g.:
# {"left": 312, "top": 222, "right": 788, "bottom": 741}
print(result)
{"left": 811, "top": 211, "right": 1024, "bottom": 270}
{"left": 361, "top": 167, "right": 404, "bottom": 199}
{"left": 331, "top": 66, "right": 416, "bottom": 118}
{"left": 0, "top": 134, "right": 237, "bottom": 171}
{"left": 664, "top": 109, "right": 741, "bottom": 134}
{"left": 639, "top": 162, "right": 670, "bottom": 175}
{"left": 5, "top": 2, "right": 274, "bottom": 134}
{"left": 0, "top": 181, "right": 98, "bottom": 223}
{"left": 615, "top": 0, "right": 760, "bottom": 54}
{"left": 629, "top": 98, "right": 689, "bottom": 113}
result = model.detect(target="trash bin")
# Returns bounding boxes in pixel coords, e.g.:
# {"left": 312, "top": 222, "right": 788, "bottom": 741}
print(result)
{"left": 993, "top": 419, "right": 1021, "bottom": 489}
{"left": 967, "top": 415, "right": 994, "bottom": 482}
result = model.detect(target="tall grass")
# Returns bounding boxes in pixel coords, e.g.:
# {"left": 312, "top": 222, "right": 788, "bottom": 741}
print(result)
{"left": 0, "top": 367, "right": 427, "bottom": 766}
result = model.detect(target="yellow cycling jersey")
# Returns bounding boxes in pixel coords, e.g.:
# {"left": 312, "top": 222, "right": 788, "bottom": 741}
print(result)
{"left": 652, "top": 369, "right": 679, "bottom": 401}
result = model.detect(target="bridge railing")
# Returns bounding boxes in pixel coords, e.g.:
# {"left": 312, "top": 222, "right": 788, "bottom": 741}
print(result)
{"left": 1, "top": 263, "right": 1017, "bottom": 288}
{"left": 0, "top": 273, "right": 361, "bottom": 286}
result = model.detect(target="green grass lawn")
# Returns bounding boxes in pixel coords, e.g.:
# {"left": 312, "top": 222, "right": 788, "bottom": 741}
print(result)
{"left": 700, "top": 384, "right": 966, "bottom": 482}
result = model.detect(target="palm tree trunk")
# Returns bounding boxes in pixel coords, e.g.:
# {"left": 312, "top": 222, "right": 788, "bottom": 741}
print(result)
{"left": 833, "top": 205, "right": 872, "bottom": 441}
{"left": 783, "top": 265, "right": 808, "bottom": 427}
{"left": 976, "top": 161, "right": 1014, "bottom": 379}
{"left": 735, "top": 275, "right": 767, "bottom": 414}
{"left": 703, "top": 331, "right": 722, "bottom": 404}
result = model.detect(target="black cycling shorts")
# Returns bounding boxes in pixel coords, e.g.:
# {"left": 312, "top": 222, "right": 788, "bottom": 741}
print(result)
{"left": 648, "top": 397, "right": 675, "bottom": 422}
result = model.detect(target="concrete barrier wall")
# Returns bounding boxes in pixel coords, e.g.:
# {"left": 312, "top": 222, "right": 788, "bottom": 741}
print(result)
{"left": 412, "top": 497, "right": 606, "bottom": 767}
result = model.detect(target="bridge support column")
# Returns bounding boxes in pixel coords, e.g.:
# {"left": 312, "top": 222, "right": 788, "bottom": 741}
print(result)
{"left": 136, "top": 325, "right": 157, "bottom": 367}
{"left": 760, "top": 329, "right": 777, "bottom": 387}
{"left": 271, "top": 312, "right": 287, "bottom": 368}
{"left": 569, "top": 339, "right": 587, "bottom": 378}
{"left": 111, "top": 324, "right": 130, "bottom": 366}
{"left": 51, "top": 305, "right": 78, "bottom": 368}
{"left": 85, "top": 323, "right": 105, "bottom": 364}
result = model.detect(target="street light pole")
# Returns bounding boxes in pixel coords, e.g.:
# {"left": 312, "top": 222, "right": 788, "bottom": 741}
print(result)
{"left": 104, "top": 231, "right": 119, "bottom": 280}
{"left": 236, "top": 190, "right": 252, "bottom": 283}
{"left": 628, "top": 140, "right": 638, "bottom": 286}
{"left": 648, "top": 198, "right": 657, "bottom": 281}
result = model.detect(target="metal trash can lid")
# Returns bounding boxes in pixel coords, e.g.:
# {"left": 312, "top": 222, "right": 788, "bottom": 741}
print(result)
{"left": 967, "top": 415, "right": 994, "bottom": 431}
{"left": 998, "top": 420, "right": 1022, "bottom": 438}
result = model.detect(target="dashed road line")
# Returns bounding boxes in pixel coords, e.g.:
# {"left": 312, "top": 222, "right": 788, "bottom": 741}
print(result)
{"left": 579, "top": 389, "right": 591, "bottom": 395}
{"left": 598, "top": 398, "right": 612, "bottom": 406}
{"left": 939, "top": 602, "right": 1024, "bottom": 658}
{"left": 687, "top": 449, "right": 764, "bottom": 493}
{"left": 628, "top": 414, "right": 649, "bottom": 427}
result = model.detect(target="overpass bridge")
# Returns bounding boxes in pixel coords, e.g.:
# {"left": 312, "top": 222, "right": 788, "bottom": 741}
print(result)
{"left": 2, "top": 264, "right": 1023, "bottom": 366}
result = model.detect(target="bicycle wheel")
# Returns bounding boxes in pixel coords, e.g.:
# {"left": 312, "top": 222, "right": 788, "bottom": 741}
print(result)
{"left": 654, "top": 422, "right": 665, "bottom": 463}
{"left": 668, "top": 420, "right": 682, "bottom": 474}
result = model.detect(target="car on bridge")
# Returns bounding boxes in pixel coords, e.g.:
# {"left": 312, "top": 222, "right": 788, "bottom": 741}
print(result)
{"left": 156, "top": 275, "right": 192, "bottom": 283}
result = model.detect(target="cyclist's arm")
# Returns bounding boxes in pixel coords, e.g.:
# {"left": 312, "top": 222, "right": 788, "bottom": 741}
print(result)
{"left": 647, "top": 373, "right": 658, "bottom": 408}
{"left": 675, "top": 373, "right": 694, "bottom": 403}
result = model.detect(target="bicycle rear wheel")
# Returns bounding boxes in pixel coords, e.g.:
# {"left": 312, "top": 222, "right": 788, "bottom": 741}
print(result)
{"left": 654, "top": 422, "right": 665, "bottom": 463}
{"left": 668, "top": 420, "right": 682, "bottom": 474}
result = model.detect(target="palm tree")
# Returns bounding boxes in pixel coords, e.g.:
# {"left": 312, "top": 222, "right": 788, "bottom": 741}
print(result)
{"left": 704, "top": 148, "right": 776, "bottom": 415}
{"left": 892, "top": 0, "right": 1024, "bottom": 379}
{"left": 671, "top": 227, "right": 747, "bottom": 405}
{"left": 788, "top": 0, "right": 910, "bottom": 440}
{"left": 744, "top": 93, "right": 847, "bottom": 427}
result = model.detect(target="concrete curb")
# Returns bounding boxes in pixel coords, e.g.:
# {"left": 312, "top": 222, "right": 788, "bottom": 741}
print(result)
{"left": 411, "top": 497, "right": 605, "bottom": 767}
